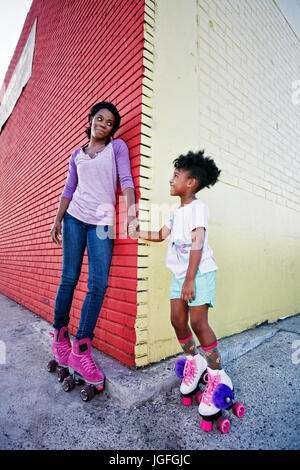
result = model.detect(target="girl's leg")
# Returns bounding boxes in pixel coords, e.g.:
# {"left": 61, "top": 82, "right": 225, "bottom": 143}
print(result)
{"left": 170, "top": 299, "right": 198, "bottom": 356}
{"left": 171, "top": 299, "right": 208, "bottom": 398}
{"left": 193, "top": 305, "right": 234, "bottom": 421}
{"left": 76, "top": 225, "right": 113, "bottom": 340}
{"left": 189, "top": 304, "right": 222, "bottom": 370}
{"left": 53, "top": 213, "right": 87, "bottom": 332}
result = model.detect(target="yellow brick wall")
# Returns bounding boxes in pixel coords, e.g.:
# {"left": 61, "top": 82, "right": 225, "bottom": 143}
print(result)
{"left": 135, "top": 0, "right": 300, "bottom": 366}
{"left": 197, "top": 0, "right": 300, "bottom": 210}
{"left": 134, "top": 0, "right": 156, "bottom": 365}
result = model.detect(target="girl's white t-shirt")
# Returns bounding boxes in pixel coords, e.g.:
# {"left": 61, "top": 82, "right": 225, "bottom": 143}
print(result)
{"left": 165, "top": 199, "right": 218, "bottom": 279}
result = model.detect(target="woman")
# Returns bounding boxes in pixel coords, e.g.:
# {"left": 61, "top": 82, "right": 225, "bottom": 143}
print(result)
{"left": 49, "top": 102, "right": 137, "bottom": 391}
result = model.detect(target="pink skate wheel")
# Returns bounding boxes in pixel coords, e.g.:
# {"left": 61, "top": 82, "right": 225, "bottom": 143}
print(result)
{"left": 57, "top": 367, "right": 69, "bottom": 382}
{"left": 47, "top": 359, "right": 57, "bottom": 373}
{"left": 217, "top": 416, "right": 230, "bottom": 434}
{"left": 182, "top": 396, "right": 192, "bottom": 406}
{"left": 62, "top": 375, "right": 75, "bottom": 392}
{"left": 233, "top": 402, "right": 245, "bottom": 418}
{"left": 80, "top": 384, "right": 95, "bottom": 402}
{"left": 201, "top": 419, "right": 213, "bottom": 432}
{"left": 195, "top": 391, "right": 203, "bottom": 405}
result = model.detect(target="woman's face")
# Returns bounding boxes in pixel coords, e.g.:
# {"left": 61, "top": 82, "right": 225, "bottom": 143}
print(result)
{"left": 90, "top": 108, "right": 115, "bottom": 140}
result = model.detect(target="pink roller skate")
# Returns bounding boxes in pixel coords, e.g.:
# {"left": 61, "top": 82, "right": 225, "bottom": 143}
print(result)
{"left": 47, "top": 327, "right": 72, "bottom": 382}
{"left": 198, "top": 367, "right": 245, "bottom": 434}
{"left": 63, "top": 338, "right": 105, "bottom": 402}
{"left": 175, "top": 354, "right": 207, "bottom": 406}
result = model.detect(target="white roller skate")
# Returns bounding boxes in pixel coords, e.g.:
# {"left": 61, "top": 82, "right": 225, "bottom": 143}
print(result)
{"left": 198, "top": 367, "right": 245, "bottom": 433}
{"left": 175, "top": 354, "right": 207, "bottom": 406}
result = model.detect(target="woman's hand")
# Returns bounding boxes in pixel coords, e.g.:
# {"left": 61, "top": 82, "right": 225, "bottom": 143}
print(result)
{"left": 128, "top": 217, "right": 140, "bottom": 239}
{"left": 181, "top": 278, "right": 195, "bottom": 304}
{"left": 50, "top": 220, "right": 62, "bottom": 246}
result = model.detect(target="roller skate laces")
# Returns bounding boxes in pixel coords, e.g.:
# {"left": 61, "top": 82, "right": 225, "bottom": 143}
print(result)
{"left": 68, "top": 338, "right": 105, "bottom": 387}
{"left": 182, "top": 358, "right": 199, "bottom": 386}
{"left": 80, "top": 352, "right": 100, "bottom": 376}
{"left": 201, "top": 371, "right": 221, "bottom": 407}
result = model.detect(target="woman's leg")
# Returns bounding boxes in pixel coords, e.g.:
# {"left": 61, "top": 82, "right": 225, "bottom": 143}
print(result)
{"left": 53, "top": 213, "right": 87, "bottom": 331}
{"left": 76, "top": 225, "right": 113, "bottom": 340}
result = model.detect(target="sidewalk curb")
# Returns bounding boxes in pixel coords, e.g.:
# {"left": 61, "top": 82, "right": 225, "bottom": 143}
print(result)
{"left": 30, "top": 316, "right": 280, "bottom": 408}
{"left": 1, "top": 291, "right": 299, "bottom": 450}
{"left": 4, "top": 291, "right": 294, "bottom": 409}
{"left": 28, "top": 313, "right": 283, "bottom": 408}
{"left": 102, "top": 324, "right": 280, "bottom": 408}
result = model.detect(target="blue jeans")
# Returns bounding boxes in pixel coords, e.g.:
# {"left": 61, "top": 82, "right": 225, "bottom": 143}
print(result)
{"left": 53, "top": 212, "right": 113, "bottom": 340}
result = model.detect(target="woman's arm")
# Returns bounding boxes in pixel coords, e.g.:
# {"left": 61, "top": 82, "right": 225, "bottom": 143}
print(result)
{"left": 61, "top": 151, "right": 78, "bottom": 200}
{"left": 51, "top": 150, "right": 79, "bottom": 245}
{"left": 50, "top": 197, "right": 71, "bottom": 245}
{"left": 113, "top": 140, "right": 138, "bottom": 233}
{"left": 122, "top": 187, "right": 137, "bottom": 228}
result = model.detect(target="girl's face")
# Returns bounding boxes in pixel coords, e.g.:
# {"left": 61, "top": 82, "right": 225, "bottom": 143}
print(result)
{"left": 169, "top": 168, "right": 192, "bottom": 196}
{"left": 90, "top": 108, "right": 115, "bottom": 141}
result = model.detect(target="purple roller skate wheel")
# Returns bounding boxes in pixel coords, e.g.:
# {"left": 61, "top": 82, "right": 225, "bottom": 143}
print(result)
{"left": 174, "top": 358, "right": 186, "bottom": 379}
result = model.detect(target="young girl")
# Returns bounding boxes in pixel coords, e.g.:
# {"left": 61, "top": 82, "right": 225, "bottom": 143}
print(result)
{"left": 49, "top": 101, "right": 137, "bottom": 391}
{"left": 129, "top": 150, "right": 233, "bottom": 423}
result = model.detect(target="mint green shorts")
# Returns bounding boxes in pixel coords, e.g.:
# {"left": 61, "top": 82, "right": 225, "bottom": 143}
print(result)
{"left": 170, "top": 270, "right": 217, "bottom": 307}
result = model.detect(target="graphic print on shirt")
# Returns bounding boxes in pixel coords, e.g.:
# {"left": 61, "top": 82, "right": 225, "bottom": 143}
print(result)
{"left": 165, "top": 199, "right": 218, "bottom": 279}
{"left": 172, "top": 239, "right": 192, "bottom": 262}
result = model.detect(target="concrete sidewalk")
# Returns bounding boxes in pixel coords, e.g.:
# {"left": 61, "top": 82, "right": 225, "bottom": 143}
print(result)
{"left": 0, "top": 292, "right": 299, "bottom": 450}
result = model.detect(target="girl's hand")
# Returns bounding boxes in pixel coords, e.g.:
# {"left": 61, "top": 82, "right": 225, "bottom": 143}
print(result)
{"left": 181, "top": 279, "right": 195, "bottom": 304}
{"left": 50, "top": 220, "right": 62, "bottom": 246}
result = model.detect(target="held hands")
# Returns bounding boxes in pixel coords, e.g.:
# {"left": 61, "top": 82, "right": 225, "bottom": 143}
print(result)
{"left": 50, "top": 217, "right": 140, "bottom": 243}
{"left": 181, "top": 278, "right": 195, "bottom": 304}
{"left": 128, "top": 217, "right": 140, "bottom": 239}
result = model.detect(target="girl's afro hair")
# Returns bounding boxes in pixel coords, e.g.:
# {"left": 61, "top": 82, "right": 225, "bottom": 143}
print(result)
{"left": 173, "top": 150, "right": 221, "bottom": 192}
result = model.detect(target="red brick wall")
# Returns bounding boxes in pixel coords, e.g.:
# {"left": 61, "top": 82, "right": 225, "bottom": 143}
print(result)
{"left": 0, "top": 0, "right": 145, "bottom": 366}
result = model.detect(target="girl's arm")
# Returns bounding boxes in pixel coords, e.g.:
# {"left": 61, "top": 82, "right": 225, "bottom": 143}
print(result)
{"left": 129, "top": 223, "right": 170, "bottom": 242}
{"left": 139, "top": 225, "right": 171, "bottom": 242}
{"left": 181, "top": 227, "right": 205, "bottom": 303}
